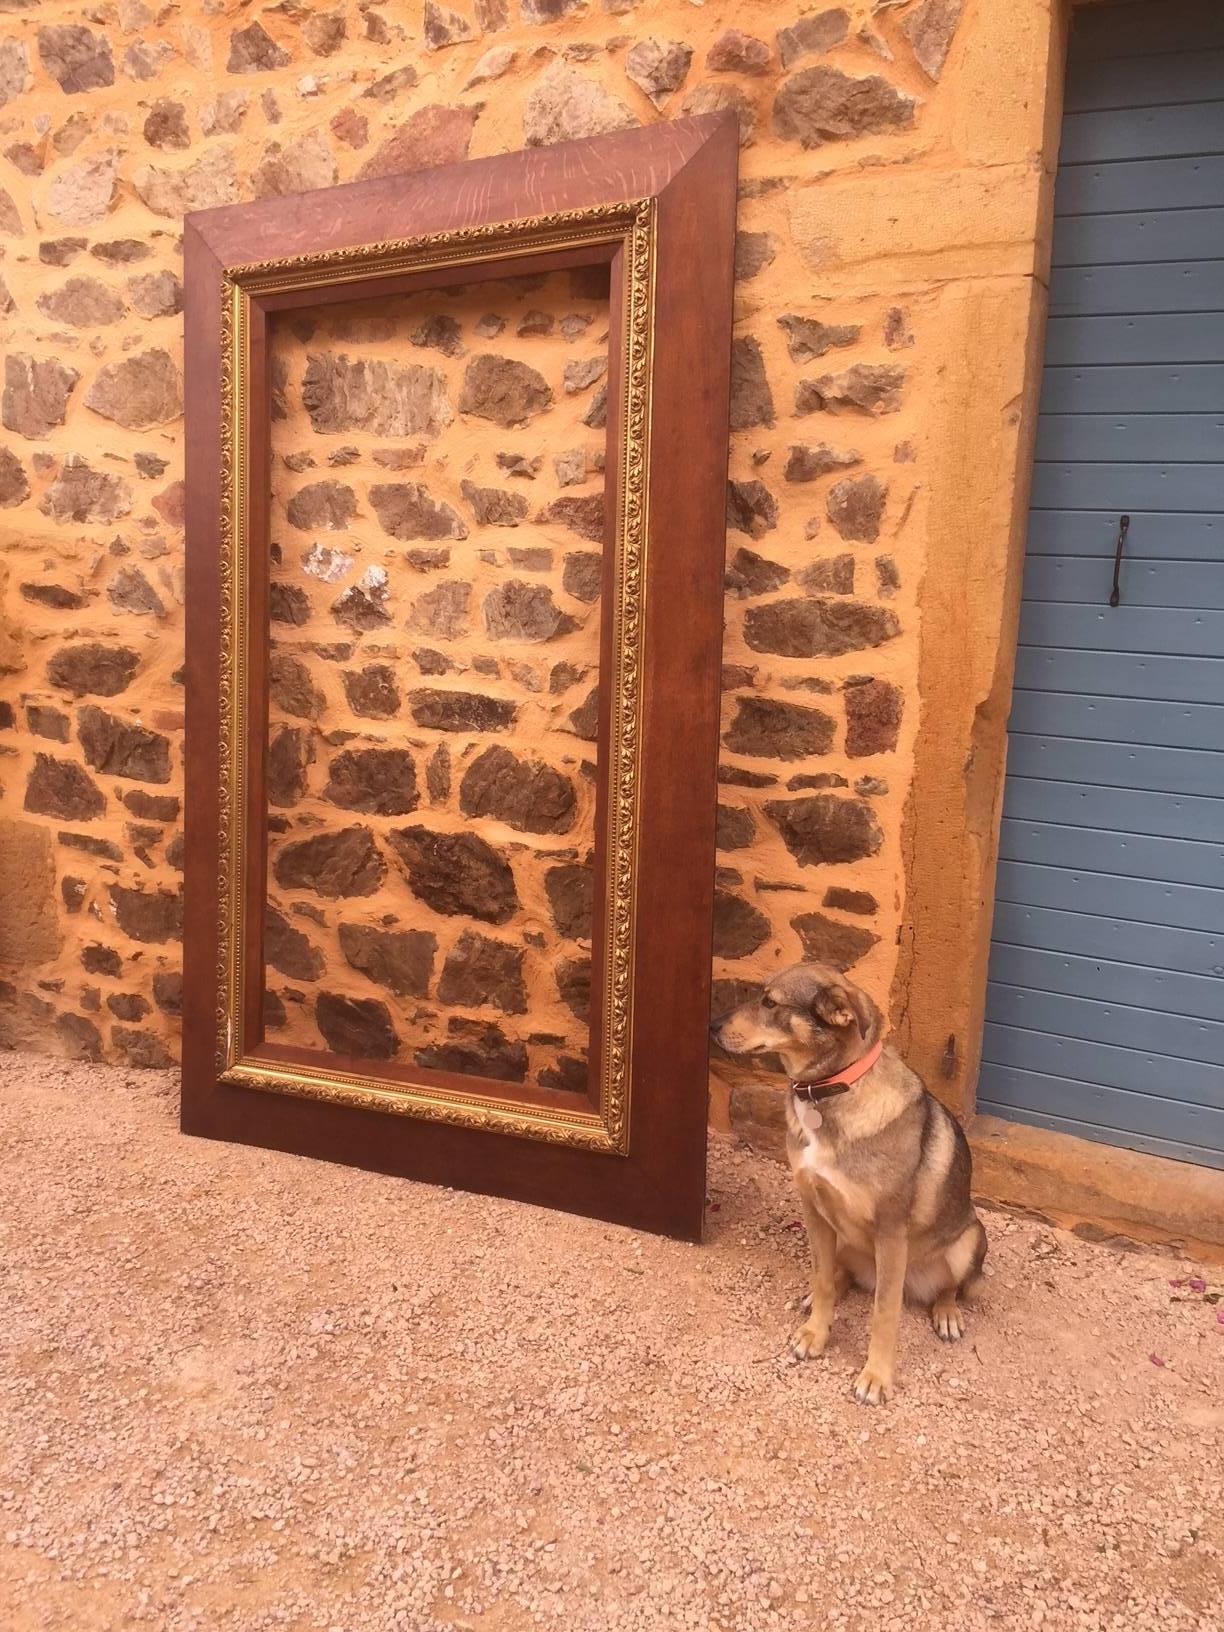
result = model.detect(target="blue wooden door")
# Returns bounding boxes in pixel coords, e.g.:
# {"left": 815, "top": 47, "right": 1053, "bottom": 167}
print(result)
{"left": 980, "top": 1, "right": 1224, "bottom": 1169}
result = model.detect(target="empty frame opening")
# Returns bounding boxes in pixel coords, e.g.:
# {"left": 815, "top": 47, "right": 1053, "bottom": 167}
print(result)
{"left": 260, "top": 266, "right": 612, "bottom": 1098}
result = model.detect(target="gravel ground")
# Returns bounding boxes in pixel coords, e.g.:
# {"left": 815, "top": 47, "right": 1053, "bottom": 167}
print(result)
{"left": 1, "top": 1053, "right": 1221, "bottom": 1632}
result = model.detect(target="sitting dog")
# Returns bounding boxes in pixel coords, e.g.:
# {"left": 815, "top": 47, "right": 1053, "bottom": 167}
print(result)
{"left": 712, "top": 961, "right": 986, "bottom": 1404}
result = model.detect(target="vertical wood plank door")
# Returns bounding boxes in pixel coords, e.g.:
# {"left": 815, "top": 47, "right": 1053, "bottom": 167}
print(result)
{"left": 182, "top": 118, "right": 739, "bottom": 1240}
{"left": 982, "top": 1, "right": 1224, "bottom": 1169}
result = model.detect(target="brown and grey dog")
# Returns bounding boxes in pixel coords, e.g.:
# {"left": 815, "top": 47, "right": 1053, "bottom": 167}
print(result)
{"left": 712, "top": 961, "right": 987, "bottom": 1405}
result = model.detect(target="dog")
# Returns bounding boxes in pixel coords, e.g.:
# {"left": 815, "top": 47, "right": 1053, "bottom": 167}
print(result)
{"left": 712, "top": 961, "right": 987, "bottom": 1404}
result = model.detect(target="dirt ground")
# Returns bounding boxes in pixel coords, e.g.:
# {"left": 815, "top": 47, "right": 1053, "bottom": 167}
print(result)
{"left": 1, "top": 1053, "right": 1220, "bottom": 1632}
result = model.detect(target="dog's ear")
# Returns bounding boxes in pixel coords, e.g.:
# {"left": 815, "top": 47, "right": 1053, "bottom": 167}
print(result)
{"left": 810, "top": 985, "right": 859, "bottom": 1033}
{"left": 811, "top": 983, "right": 876, "bottom": 1038}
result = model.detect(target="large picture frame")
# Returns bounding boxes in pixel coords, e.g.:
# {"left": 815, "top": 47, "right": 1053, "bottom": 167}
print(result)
{"left": 181, "top": 115, "right": 738, "bottom": 1239}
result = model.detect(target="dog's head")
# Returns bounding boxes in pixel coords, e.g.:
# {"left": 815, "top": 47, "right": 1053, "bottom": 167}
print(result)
{"left": 710, "top": 961, "right": 882, "bottom": 1080}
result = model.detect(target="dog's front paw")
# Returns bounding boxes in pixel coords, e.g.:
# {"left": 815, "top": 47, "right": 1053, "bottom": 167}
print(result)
{"left": 852, "top": 1363, "right": 893, "bottom": 1405}
{"left": 931, "top": 1300, "right": 964, "bottom": 1343}
{"left": 789, "top": 1318, "right": 830, "bottom": 1360}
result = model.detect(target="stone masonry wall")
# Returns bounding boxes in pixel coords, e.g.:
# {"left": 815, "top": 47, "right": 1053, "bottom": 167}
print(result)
{"left": 264, "top": 273, "right": 606, "bottom": 1085}
{"left": 0, "top": 0, "right": 1037, "bottom": 1089}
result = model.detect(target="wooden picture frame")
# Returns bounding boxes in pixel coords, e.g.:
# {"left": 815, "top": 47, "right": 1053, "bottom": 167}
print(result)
{"left": 181, "top": 115, "right": 738, "bottom": 1240}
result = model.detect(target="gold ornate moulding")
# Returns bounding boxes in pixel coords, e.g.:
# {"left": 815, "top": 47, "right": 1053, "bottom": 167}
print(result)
{"left": 184, "top": 117, "right": 736, "bottom": 1239}
{"left": 215, "top": 201, "right": 655, "bottom": 1154}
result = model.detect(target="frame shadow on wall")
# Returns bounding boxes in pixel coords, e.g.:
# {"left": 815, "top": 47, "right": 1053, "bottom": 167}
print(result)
{"left": 182, "top": 116, "right": 738, "bottom": 1240}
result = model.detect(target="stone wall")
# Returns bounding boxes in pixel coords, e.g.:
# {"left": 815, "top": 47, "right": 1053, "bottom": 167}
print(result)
{"left": 0, "top": 0, "right": 1056, "bottom": 1104}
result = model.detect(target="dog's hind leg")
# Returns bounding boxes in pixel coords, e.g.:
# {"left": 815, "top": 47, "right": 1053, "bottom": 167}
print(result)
{"left": 930, "top": 1219, "right": 987, "bottom": 1342}
{"left": 790, "top": 1194, "right": 839, "bottom": 1360}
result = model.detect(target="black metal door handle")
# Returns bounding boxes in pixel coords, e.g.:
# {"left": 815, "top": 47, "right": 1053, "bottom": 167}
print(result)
{"left": 1109, "top": 514, "right": 1130, "bottom": 608}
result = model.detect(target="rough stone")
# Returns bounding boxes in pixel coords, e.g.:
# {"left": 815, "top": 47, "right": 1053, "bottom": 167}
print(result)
{"left": 459, "top": 355, "right": 553, "bottom": 428}
{"left": 764, "top": 794, "right": 883, "bottom": 865}
{"left": 583, "top": 384, "right": 608, "bottom": 430}
{"left": 267, "top": 724, "right": 315, "bottom": 806}
{"left": 264, "top": 905, "right": 325, "bottom": 981}
{"left": 536, "top": 496, "right": 604, "bottom": 543}
{"left": 27, "top": 705, "right": 70, "bottom": 743}
{"left": 797, "top": 363, "right": 906, "bottom": 416}
{"left": 712, "top": 889, "right": 771, "bottom": 959}
{"left": 0, "top": 820, "right": 61, "bottom": 964}
{"left": 108, "top": 567, "right": 164, "bottom": 617}
{"left": 791, "top": 910, "right": 879, "bottom": 970}
{"left": 41, "top": 457, "right": 131, "bottom": 525}
{"left": 410, "top": 689, "right": 516, "bottom": 733}
{"left": 133, "top": 149, "right": 239, "bottom": 217}
{"left": 902, "top": 0, "right": 964, "bottom": 81}
{"left": 797, "top": 555, "right": 856, "bottom": 594}
{"left": 406, "top": 581, "right": 472, "bottom": 641}
{"left": 785, "top": 443, "right": 861, "bottom": 482}
{"left": 323, "top": 748, "right": 419, "bottom": 815}
{"left": 338, "top": 923, "right": 435, "bottom": 998}
{"left": 776, "top": 10, "right": 850, "bottom": 68}
{"left": 152, "top": 972, "right": 183, "bottom": 1015}
{"left": 625, "top": 39, "right": 693, "bottom": 108}
{"left": 127, "top": 271, "right": 183, "bottom": 318}
{"left": 76, "top": 706, "right": 170, "bottom": 785}
{"left": 3, "top": 354, "right": 79, "bottom": 438}
{"left": 415, "top": 1016, "right": 526, "bottom": 1083}
{"left": 563, "top": 357, "right": 607, "bottom": 397}
{"left": 358, "top": 105, "right": 478, "bottom": 180}
{"left": 143, "top": 99, "right": 189, "bottom": 151}
{"left": 84, "top": 349, "right": 182, "bottom": 430}
{"left": 81, "top": 944, "right": 122, "bottom": 977}
{"left": 744, "top": 597, "right": 899, "bottom": 657}
{"left": 269, "top": 653, "right": 325, "bottom": 720}
{"left": 524, "top": 63, "right": 637, "bottom": 147}
{"left": 302, "top": 354, "right": 452, "bottom": 438}
{"left": 678, "top": 83, "right": 757, "bottom": 146}
{"left": 724, "top": 696, "right": 835, "bottom": 759}
{"left": 413, "top": 314, "right": 465, "bottom": 357}
{"left": 286, "top": 479, "right": 357, "bottom": 532}
{"left": 315, "top": 991, "right": 399, "bottom": 1060}
{"left": 343, "top": 665, "right": 400, "bottom": 719}
{"left": 0, "top": 447, "right": 29, "bottom": 507}
{"left": 38, "top": 238, "right": 88, "bottom": 266}
{"left": 555, "top": 956, "right": 591, "bottom": 1022}
{"left": 460, "top": 481, "right": 528, "bottom": 527}
{"left": 0, "top": 38, "right": 31, "bottom": 108}
{"left": 332, "top": 569, "right": 391, "bottom": 633}
{"left": 424, "top": 1, "right": 476, "bottom": 49}
{"left": 270, "top": 583, "right": 311, "bottom": 627}
{"left": 774, "top": 66, "right": 916, "bottom": 148}
{"left": 91, "top": 238, "right": 150, "bottom": 265}
{"left": 824, "top": 885, "right": 878, "bottom": 916}
{"left": 110, "top": 1026, "right": 174, "bottom": 1068}
{"left": 707, "top": 31, "right": 771, "bottom": 75}
{"left": 562, "top": 552, "right": 602, "bottom": 604}
{"left": 460, "top": 745, "right": 576, "bottom": 835}
{"left": 252, "top": 131, "right": 337, "bottom": 198}
{"left": 387, "top": 826, "right": 518, "bottom": 924}
{"left": 45, "top": 151, "right": 119, "bottom": 227}
{"left": 369, "top": 482, "right": 468, "bottom": 541}
{"left": 716, "top": 804, "right": 756, "bottom": 851}
{"left": 124, "top": 790, "right": 180, "bottom": 822}
{"left": 274, "top": 827, "right": 386, "bottom": 899}
{"left": 735, "top": 231, "right": 776, "bottom": 282}
{"left": 21, "top": 582, "right": 85, "bottom": 611}
{"left": 38, "top": 25, "right": 114, "bottom": 93}
{"left": 539, "top": 1055, "right": 588, "bottom": 1093}
{"left": 109, "top": 884, "right": 184, "bottom": 942}
{"left": 844, "top": 677, "right": 903, "bottom": 756}
{"left": 777, "top": 313, "right": 863, "bottom": 362}
{"left": 439, "top": 930, "right": 527, "bottom": 1015}
{"left": 227, "top": 22, "right": 291, "bottom": 74}
{"left": 304, "top": 12, "right": 347, "bottom": 56}
{"left": 56, "top": 1014, "right": 103, "bottom": 1062}
{"left": 46, "top": 644, "right": 137, "bottom": 703}
{"left": 58, "top": 829, "right": 122, "bottom": 860}
{"left": 484, "top": 581, "right": 577, "bottom": 643}
{"left": 726, "top": 479, "right": 778, "bottom": 538}
{"left": 466, "top": 45, "right": 516, "bottom": 88}
{"left": 545, "top": 864, "right": 593, "bottom": 942}
{"left": 729, "top": 337, "right": 774, "bottom": 431}
{"left": 21, "top": 753, "right": 102, "bottom": 822}
{"left": 827, "top": 473, "right": 887, "bottom": 542}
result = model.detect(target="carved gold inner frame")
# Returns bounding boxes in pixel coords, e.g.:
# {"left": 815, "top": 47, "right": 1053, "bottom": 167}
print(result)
{"left": 213, "top": 198, "right": 656, "bottom": 1156}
